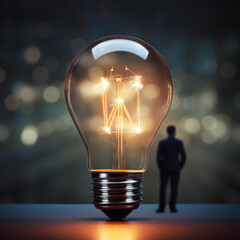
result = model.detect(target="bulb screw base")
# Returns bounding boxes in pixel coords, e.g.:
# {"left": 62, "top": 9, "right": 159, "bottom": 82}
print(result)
{"left": 91, "top": 171, "right": 143, "bottom": 220}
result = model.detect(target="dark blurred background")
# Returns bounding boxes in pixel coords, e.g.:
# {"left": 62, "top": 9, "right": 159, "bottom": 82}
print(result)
{"left": 0, "top": 0, "right": 239, "bottom": 204}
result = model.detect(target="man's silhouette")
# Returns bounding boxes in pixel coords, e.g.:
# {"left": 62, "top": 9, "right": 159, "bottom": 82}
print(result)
{"left": 156, "top": 125, "right": 186, "bottom": 213}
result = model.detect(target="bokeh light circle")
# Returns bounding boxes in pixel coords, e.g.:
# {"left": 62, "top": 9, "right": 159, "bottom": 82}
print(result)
{"left": 20, "top": 125, "right": 39, "bottom": 145}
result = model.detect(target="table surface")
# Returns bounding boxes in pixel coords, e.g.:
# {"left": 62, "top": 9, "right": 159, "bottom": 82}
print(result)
{"left": 0, "top": 204, "right": 240, "bottom": 240}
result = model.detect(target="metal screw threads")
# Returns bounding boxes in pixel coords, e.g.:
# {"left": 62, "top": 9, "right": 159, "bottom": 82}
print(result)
{"left": 91, "top": 171, "right": 143, "bottom": 220}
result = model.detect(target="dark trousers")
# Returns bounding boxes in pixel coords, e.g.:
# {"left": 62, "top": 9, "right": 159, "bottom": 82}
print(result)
{"left": 159, "top": 171, "right": 180, "bottom": 209}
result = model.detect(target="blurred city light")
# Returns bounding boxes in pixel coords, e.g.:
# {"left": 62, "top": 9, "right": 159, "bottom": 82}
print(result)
{"left": 211, "top": 121, "right": 228, "bottom": 138}
{"left": 23, "top": 46, "right": 41, "bottom": 64}
{"left": 43, "top": 86, "right": 60, "bottom": 103}
{"left": 19, "top": 85, "right": 37, "bottom": 103}
{"left": 202, "top": 115, "right": 218, "bottom": 131}
{"left": 143, "top": 84, "right": 160, "bottom": 99}
{"left": 20, "top": 125, "right": 39, "bottom": 145}
{"left": 4, "top": 95, "right": 20, "bottom": 111}
{"left": 184, "top": 118, "right": 201, "bottom": 134}
{"left": 201, "top": 131, "right": 217, "bottom": 144}
{"left": 199, "top": 89, "right": 218, "bottom": 112}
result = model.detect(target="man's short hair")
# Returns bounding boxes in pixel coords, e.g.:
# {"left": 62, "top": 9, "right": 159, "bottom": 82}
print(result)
{"left": 167, "top": 125, "right": 176, "bottom": 135}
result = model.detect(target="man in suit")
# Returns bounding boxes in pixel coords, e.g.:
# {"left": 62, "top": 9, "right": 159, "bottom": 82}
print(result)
{"left": 156, "top": 125, "right": 186, "bottom": 213}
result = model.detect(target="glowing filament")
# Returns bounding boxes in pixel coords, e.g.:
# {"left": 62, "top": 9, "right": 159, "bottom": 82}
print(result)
{"left": 133, "top": 76, "right": 143, "bottom": 89}
{"left": 107, "top": 105, "right": 117, "bottom": 128}
{"left": 101, "top": 66, "right": 143, "bottom": 169}
{"left": 116, "top": 98, "right": 124, "bottom": 104}
{"left": 134, "top": 127, "right": 142, "bottom": 134}
{"left": 104, "top": 126, "right": 111, "bottom": 134}
{"left": 101, "top": 77, "right": 109, "bottom": 89}
{"left": 101, "top": 67, "right": 142, "bottom": 135}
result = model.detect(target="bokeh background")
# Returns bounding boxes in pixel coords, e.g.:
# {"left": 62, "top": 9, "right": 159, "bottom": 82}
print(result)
{"left": 0, "top": 0, "right": 239, "bottom": 204}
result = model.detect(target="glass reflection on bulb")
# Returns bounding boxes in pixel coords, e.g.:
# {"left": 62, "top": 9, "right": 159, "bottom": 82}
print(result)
{"left": 65, "top": 35, "right": 172, "bottom": 219}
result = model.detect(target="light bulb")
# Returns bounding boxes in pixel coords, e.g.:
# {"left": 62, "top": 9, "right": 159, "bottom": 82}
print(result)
{"left": 65, "top": 36, "right": 172, "bottom": 219}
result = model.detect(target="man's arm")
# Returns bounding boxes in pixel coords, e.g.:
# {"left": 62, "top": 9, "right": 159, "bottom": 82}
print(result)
{"left": 179, "top": 141, "right": 186, "bottom": 169}
{"left": 156, "top": 142, "right": 163, "bottom": 169}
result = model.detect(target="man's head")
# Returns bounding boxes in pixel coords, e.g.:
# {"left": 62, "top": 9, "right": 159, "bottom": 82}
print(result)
{"left": 167, "top": 125, "right": 176, "bottom": 136}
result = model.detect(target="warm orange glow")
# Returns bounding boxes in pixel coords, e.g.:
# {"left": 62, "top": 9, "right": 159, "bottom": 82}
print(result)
{"left": 3, "top": 220, "right": 236, "bottom": 240}
{"left": 91, "top": 169, "right": 144, "bottom": 173}
{"left": 97, "top": 222, "right": 138, "bottom": 240}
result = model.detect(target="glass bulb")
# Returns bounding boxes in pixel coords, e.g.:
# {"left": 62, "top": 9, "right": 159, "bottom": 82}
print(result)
{"left": 65, "top": 35, "right": 172, "bottom": 219}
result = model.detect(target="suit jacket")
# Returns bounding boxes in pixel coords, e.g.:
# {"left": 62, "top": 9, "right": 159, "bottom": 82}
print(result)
{"left": 157, "top": 136, "right": 186, "bottom": 172}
